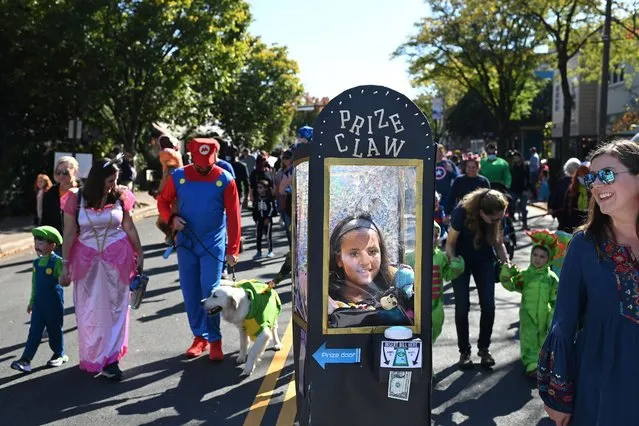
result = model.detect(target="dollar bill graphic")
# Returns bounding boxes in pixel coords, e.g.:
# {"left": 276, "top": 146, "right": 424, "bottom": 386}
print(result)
{"left": 388, "top": 370, "right": 411, "bottom": 401}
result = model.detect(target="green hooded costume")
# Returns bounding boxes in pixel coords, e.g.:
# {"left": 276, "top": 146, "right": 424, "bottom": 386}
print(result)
{"left": 236, "top": 280, "right": 282, "bottom": 341}
{"left": 499, "top": 230, "right": 559, "bottom": 373}
{"left": 432, "top": 222, "right": 465, "bottom": 343}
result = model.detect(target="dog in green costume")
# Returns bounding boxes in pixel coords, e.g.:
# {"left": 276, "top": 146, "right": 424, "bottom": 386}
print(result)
{"left": 500, "top": 229, "right": 559, "bottom": 376}
{"left": 202, "top": 279, "right": 282, "bottom": 376}
{"left": 432, "top": 222, "right": 465, "bottom": 343}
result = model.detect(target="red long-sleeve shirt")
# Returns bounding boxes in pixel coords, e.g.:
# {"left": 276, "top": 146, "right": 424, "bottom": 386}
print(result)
{"left": 157, "top": 165, "right": 241, "bottom": 256}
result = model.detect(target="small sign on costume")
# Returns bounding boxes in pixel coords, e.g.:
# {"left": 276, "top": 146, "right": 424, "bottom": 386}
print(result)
{"left": 380, "top": 340, "right": 422, "bottom": 368}
{"left": 313, "top": 343, "right": 361, "bottom": 369}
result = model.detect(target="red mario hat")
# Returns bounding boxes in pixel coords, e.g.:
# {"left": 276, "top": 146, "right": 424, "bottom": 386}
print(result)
{"left": 188, "top": 138, "right": 219, "bottom": 167}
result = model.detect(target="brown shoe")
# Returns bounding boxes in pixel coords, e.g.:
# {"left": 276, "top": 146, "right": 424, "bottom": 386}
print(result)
{"left": 186, "top": 336, "right": 209, "bottom": 358}
{"left": 209, "top": 340, "right": 224, "bottom": 362}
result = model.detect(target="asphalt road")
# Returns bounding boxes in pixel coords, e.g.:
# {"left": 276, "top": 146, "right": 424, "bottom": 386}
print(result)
{"left": 431, "top": 208, "right": 555, "bottom": 426}
{"left": 0, "top": 207, "right": 556, "bottom": 426}
{"left": 0, "top": 210, "right": 294, "bottom": 426}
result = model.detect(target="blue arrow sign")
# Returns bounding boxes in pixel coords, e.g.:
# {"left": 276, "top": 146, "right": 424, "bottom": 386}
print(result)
{"left": 312, "top": 343, "right": 361, "bottom": 369}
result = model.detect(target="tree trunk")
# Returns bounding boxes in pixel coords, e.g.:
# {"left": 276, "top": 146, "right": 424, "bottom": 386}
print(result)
{"left": 497, "top": 117, "right": 509, "bottom": 155}
{"left": 558, "top": 54, "right": 572, "bottom": 167}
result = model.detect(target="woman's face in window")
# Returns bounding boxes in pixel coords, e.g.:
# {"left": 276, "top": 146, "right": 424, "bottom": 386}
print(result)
{"left": 336, "top": 228, "right": 381, "bottom": 287}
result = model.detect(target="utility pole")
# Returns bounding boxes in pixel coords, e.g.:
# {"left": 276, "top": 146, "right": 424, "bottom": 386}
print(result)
{"left": 598, "top": 0, "right": 613, "bottom": 141}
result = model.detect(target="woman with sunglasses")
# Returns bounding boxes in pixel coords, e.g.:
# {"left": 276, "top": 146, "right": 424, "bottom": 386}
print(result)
{"left": 446, "top": 188, "right": 510, "bottom": 370}
{"left": 538, "top": 139, "right": 639, "bottom": 426}
{"left": 41, "top": 156, "right": 80, "bottom": 251}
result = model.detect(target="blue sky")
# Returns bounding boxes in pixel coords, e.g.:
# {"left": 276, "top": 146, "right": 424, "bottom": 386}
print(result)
{"left": 248, "top": 0, "right": 429, "bottom": 101}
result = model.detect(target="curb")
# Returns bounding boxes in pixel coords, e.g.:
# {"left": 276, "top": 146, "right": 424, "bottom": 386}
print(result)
{"left": 0, "top": 205, "right": 159, "bottom": 259}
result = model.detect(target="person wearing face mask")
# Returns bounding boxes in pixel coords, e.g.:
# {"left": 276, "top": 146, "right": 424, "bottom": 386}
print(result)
{"left": 445, "top": 156, "right": 491, "bottom": 216}
{"left": 156, "top": 138, "right": 241, "bottom": 362}
{"left": 556, "top": 165, "right": 590, "bottom": 233}
{"left": 480, "top": 144, "right": 512, "bottom": 193}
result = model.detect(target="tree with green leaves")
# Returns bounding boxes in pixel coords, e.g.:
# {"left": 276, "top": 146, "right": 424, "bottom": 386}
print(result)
{"left": 80, "top": 0, "right": 253, "bottom": 154}
{"left": 396, "top": 0, "right": 545, "bottom": 153}
{"left": 0, "top": 0, "right": 304, "bottom": 214}
{"left": 513, "top": 0, "right": 601, "bottom": 164}
{"left": 578, "top": 1, "right": 639, "bottom": 95}
{"left": 214, "top": 38, "right": 303, "bottom": 150}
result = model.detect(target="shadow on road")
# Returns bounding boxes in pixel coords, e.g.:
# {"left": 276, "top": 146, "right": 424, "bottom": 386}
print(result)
{"left": 432, "top": 361, "right": 537, "bottom": 425}
{"left": 0, "top": 353, "right": 270, "bottom": 425}
{"left": 0, "top": 258, "right": 34, "bottom": 270}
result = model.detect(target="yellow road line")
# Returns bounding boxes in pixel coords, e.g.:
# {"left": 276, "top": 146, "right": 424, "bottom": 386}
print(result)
{"left": 243, "top": 320, "right": 293, "bottom": 426}
{"left": 275, "top": 376, "right": 297, "bottom": 426}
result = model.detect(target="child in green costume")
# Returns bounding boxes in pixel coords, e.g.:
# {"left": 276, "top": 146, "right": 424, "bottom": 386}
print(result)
{"left": 432, "top": 222, "right": 465, "bottom": 343}
{"left": 499, "top": 229, "right": 559, "bottom": 377}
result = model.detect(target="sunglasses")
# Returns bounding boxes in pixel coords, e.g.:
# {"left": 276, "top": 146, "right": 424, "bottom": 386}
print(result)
{"left": 583, "top": 168, "right": 631, "bottom": 189}
{"left": 55, "top": 169, "right": 70, "bottom": 176}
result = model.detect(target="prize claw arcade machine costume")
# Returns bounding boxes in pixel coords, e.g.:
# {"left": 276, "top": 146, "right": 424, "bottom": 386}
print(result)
{"left": 291, "top": 85, "right": 436, "bottom": 425}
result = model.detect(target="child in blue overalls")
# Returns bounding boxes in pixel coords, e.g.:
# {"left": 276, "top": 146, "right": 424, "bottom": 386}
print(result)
{"left": 11, "top": 226, "right": 68, "bottom": 373}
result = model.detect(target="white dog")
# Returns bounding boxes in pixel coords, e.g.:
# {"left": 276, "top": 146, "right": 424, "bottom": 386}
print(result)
{"left": 202, "top": 280, "right": 282, "bottom": 376}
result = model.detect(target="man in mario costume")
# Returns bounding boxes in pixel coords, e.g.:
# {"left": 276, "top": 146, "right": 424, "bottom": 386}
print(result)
{"left": 157, "top": 138, "right": 241, "bottom": 361}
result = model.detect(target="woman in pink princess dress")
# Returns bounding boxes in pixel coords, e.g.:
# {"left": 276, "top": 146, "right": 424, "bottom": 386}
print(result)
{"left": 60, "top": 158, "right": 143, "bottom": 381}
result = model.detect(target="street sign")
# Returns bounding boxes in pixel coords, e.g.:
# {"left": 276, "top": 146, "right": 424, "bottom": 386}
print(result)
{"left": 68, "top": 118, "right": 83, "bottom": 140}
{"left": 380, "top": 340, "right": 422, "bottom": 368}
{"left": 312, "top": 343, "right": 361, "bottom": 369}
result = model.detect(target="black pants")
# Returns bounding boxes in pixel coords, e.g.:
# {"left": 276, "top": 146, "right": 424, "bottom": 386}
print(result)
{"left": 451, "top": 258, "right": 496, "bottom": 354}
{"left": 256, "top": 219, "right": 273, "bottom": 253}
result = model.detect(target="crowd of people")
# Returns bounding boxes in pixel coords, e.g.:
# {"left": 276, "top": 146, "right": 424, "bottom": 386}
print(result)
{"left": 434, "top": 139, "right": 638, "bottom": 425}
{"left": 10, "top": 125, "right": 639, "bottom": 424}
{"left": 11, "top": 125, "right": 307, "bottom": 379}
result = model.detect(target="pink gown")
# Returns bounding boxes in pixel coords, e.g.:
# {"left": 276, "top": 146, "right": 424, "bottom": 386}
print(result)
{"left": 62, "top": 188, "right": 137, "bottom": 372}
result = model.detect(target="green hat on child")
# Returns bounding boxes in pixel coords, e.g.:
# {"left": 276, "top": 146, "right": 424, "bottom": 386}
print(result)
{"left": 32, "top": 226, "right": 63, "bottom": 245}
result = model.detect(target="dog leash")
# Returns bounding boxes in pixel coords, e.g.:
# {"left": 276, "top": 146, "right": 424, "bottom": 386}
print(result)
{"left": 180, "top": 225, "right": 238, "bottom": 282}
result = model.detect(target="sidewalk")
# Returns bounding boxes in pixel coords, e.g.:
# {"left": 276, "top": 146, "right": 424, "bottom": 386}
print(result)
{"left": 0, "top": 191, "right": 159, "bottom": 258}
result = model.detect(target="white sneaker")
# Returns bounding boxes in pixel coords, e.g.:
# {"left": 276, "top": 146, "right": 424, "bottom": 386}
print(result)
{"left": 267, "top": 251, "right": 274, "bottom": 258}
{"left": 47, "top": 354, "right": 69, "bottom": 367}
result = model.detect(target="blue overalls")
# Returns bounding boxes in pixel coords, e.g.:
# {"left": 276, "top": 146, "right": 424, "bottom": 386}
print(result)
{"left": 173, "top": 168, "right": 233, "bottom": 342}
{"left": 23, "top": 254, "right": 64, "bottom": 360}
